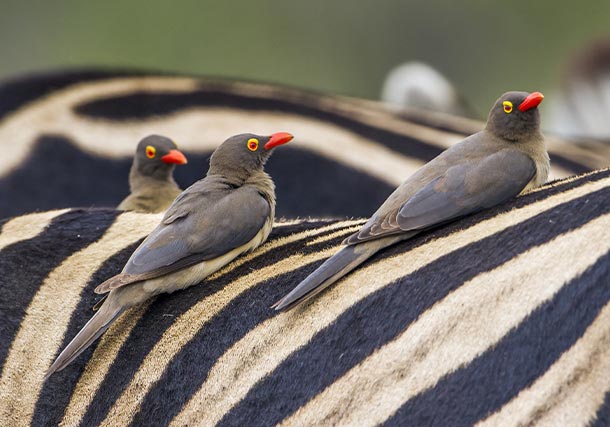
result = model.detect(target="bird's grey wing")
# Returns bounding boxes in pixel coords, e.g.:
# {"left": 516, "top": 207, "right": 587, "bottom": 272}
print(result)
{"left": 396, "top": 149, "right": 535, "bottom": 229}
{"left": 346, "top": 150, "right": 535, "bottom": 244}
{"left": 161, "top": 179, "right": 228, "bottom": 225}
{"left": 95, "top": 186, "right": 270, "bottom": 293}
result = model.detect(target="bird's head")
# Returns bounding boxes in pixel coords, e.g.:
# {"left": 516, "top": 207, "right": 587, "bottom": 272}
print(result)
{"left": 134, "top": 135, "right": 188, "bottom": 180}
{"left": 208, "top": 132, "right": 293, "bottom": 179}
{"left": 486, "top": 91, "right": 544, "bottom": 141}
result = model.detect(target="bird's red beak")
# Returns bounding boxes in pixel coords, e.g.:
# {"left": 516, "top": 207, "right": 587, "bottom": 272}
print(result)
{"left": 265, "top": 132, "right": 294, "bottom": 150}
{"left": 161, "top": 149, "right": 188, "bottom": 165}
{"left": 518, "top": 91, "right": 544, "bottom": 112}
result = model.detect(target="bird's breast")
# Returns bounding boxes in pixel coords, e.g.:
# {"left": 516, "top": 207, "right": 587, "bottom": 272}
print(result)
{"left": 524, "top": 150, "right": 551, "bottom": 192}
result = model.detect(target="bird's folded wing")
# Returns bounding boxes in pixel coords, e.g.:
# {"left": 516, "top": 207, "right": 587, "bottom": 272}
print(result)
{"left": 346, "top": 149, "right": 535, "bottom": 244}
{"left": 162, "top": 179, "right": 230, "bottom": 225}
{"left": 95, "top": 186, "right": 270, "bottom": 293}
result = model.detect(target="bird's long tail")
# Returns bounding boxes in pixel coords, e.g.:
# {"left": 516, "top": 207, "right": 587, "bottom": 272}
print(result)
{"left": 45, "top": 297, "right": 125, "bottom": 379}
{"left": 273, "top": 236, "right": 402, "bottom": 311}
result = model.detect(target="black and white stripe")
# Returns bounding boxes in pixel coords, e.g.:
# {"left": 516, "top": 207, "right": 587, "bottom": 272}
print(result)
{"left": 0, "top": 167, "right": 608, "bottom": 426}
{"left": 1, "top": 69, "right": 609, "bottom": 426}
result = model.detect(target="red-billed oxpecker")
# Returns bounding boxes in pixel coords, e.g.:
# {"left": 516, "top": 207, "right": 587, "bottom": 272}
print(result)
{"left": 118, "top": 135, "right": 188, "bottom": 213}
{"left": 46, "top": 132, "right": 294, "bottom": 377}
{"left": 275, "top": 92, "right": 548, "bottom": 310}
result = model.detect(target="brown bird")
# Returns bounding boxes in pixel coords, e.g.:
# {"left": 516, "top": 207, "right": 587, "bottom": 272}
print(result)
{"left": 117, "top": 135, "right": 188, "bottom": 213}
{"left": 46, "top": 132, "right": 294, "bottom": 378}
{"left": 274, "top": 91, "right": 549, "bottom": 310}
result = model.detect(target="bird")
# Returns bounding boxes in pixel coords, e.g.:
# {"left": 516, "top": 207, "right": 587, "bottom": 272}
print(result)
{"left": 274, "top": 91, "right": 549, "bottom": 311}
{"left": 46, "top": 132, "right": 294, "bottom": 378}
{"left": 117, "top": 135, "right": 188, "bottom": 213}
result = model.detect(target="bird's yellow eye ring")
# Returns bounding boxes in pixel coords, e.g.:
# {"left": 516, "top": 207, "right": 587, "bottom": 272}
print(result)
{"left": 247, "top": 138, "right": 259, "bottom": 151}
{"left": 503, "top": 101, "right": 513, "bottom": 114}
{"left": 145, "top": 145, "right": 156, "bottom": 158}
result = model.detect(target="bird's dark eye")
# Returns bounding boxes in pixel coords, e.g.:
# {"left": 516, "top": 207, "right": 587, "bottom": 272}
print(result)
{"left": 503, "top": 101, "right": 513, "bottom": 114}
{"left": 247, "top": 138, "right": 259, "bottom": 151}
{"left": 145, "top": 145, "right": 156, "bottom": 158}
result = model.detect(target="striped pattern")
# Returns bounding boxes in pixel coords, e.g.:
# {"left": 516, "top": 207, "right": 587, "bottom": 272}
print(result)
{"left": 0, "top": 70, "right": 608, "bottom": 219}
{"left": 0, "top": 168, "right": 608, "bottom": 426}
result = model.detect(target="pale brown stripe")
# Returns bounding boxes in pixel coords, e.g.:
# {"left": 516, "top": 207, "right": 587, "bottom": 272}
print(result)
{"left": 547, "top": 164, "right": 577, "bottom": 181}
{"left": 546, "top": 135, "right": 610, "bottom": 172}
{"left": 170, "top": 176, "right": 610, "bottom": 427}
{"left": 0, "top": 209, "right": 69, "bottom": 251}
{"left": 59, "top": 303, "right": 151, "bottom": 427}
{"left": 477, "top": 302, "right": 610, "bottom": 427}
{"left": 0, "top": 212, "right": 161, "bottom": 426}
{"left": 274, "top": 219, "right": 307, "bottom": 227}
{"left": 200, "top": 79, "right": 468, "bottom": 151}
{"left": 0, "top": 78, "right": 200, "bottom": 177}
{"left": 525, "top": 168, "right": 605, "bottom": 195}
{"left": 60, "top": 220, "right": 358, "bottom": 426}
{"left": 316, "top": 97, "right": 466, "bottom": 150}
{"left": 305, "top": 223, "right": 364, "bottom": 246}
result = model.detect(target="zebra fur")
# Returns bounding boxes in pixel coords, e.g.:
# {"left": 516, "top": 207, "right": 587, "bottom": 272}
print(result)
{"left": 0, "top": 69, "right": 608, "bottom": 219}
{"left": 0, "top": 168, "right": 609, "bottom": 426}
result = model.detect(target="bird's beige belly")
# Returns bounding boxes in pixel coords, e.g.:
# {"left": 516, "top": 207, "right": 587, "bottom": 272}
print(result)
{"left": 141, "top": 221, "right": 272, "bottom": 296}
{"left": 522, "top": 153, "right": 551, "bottom": 193}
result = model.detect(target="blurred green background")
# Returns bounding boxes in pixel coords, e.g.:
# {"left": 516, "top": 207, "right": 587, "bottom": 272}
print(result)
{"left": 1, "top": 0, "right": 609, "bottom": 115}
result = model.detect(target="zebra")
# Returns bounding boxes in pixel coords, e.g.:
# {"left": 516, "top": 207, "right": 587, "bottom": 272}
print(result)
{"left": 0, "top": 70, "right": 609, "bottom": 426}
{"left": 0, "top": 167, "right": 608, "bottom": 426}
{"left": 0, "top": 69, "right": 608, "bottom": 219}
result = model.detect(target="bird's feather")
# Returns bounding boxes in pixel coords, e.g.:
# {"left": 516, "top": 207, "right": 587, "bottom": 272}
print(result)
{"left": 397, "top": 150, "right": 535, "bottom": 228}
{"left": 345, "top": 149, "right": 535, "bottom": 244}
{"left": 95, "top": 183, "right": 270, "bottom": 294}
{"left": 273, "top": 236, "right": 406, "bottom": 311}
{"left": 45, "top": 298, "right": 124, "bottom": 378}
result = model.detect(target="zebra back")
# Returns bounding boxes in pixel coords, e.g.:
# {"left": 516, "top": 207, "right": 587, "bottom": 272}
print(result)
{"left": 0, "top": 167, "right": 609, "bottom": 426}
{"left": 0, "top": 69, "right": 608, "bottom": 219}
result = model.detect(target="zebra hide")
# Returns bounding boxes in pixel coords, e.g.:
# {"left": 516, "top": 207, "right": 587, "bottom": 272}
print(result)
{"left": 0, "top": 69, "right": 609, "bottom": 219}
{"left": 1, "top": 167, "right": 609, "bottom": 426}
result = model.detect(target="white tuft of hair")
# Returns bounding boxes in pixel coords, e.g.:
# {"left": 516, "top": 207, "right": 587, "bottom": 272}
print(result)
{"left": 380, "top": 62, "right": 469, "bottom": 116}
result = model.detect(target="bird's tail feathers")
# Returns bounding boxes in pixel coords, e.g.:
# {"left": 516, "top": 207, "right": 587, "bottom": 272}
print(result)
{"left": 92, "top": 294, "right": 108, "bottom": 311}
{"left": 273, "top": 241, "right": 383, "bottom": 311}
{"left": 44, "top": 299, "right": 125, "bottom": 380}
